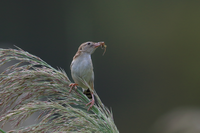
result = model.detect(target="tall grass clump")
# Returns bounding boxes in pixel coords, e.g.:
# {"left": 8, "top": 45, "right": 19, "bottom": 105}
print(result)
{"left": 0, "top": 47, "right": 119, "bottom": 133}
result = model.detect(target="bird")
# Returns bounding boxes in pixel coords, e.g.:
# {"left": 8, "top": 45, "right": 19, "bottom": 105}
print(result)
{"left": 69, "top": 41, "right": 106, "bottom": 111}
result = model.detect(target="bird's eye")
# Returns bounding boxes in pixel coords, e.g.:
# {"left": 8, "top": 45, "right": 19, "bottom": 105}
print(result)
{"left": 87, "top": 42, "right": 91, "bottom": 45}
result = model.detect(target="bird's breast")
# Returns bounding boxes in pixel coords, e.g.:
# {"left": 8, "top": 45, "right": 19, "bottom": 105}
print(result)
{"left": 71, "top": 58, "right": 93, "bottom": 75}
{"left": 70, "top": 55, "right": 94, "bottom": 89}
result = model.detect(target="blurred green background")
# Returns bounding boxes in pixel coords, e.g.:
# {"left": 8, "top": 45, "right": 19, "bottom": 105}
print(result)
{"left": 1, "top": 1, "right": 200, "bottom": 133}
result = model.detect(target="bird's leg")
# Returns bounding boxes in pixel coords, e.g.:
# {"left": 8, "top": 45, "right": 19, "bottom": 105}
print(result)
{"left": 86, "top": 92, "right": 95, "bottom": 111}
{"left": 69, "top": 83, "right": 78, "bottom": 92}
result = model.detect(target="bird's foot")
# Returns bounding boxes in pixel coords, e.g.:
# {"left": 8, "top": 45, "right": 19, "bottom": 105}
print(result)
{"left": 69, "top": 83, "right": 78, "bottom": 92}
{"left": 86, "top": 93, "right": 95, "bottom": 111}
{"left": 86, "top": 99, "right": 95, "bottom": 111}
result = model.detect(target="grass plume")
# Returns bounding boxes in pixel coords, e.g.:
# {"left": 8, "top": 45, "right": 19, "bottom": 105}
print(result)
{"left": 0, "top": 47, "right": 119, "bottom": 133}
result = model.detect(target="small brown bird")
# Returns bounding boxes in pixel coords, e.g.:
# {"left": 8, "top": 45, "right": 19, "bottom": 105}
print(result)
{"left": 69, "top": 41, "right": 106, "bottom": 111}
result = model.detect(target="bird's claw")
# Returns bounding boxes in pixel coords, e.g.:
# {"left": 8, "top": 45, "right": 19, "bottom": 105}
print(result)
{"left": 69, "top": 83, "right": 78, "bottom": 92}
{"left": 86, "top": 99, "right": 95, "bottom": 111}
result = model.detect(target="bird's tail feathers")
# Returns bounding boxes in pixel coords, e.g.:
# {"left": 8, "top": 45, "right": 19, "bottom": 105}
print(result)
{"left": 83, "top": 89, "right": 92, "bottom": 99}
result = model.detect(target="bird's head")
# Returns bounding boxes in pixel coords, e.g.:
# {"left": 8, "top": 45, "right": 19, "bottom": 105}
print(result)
{"left": 78, "top": 41, "right": 105, "bottom": 54}
{"left": 73, "top": 41, "right": 106, "bottom": 60}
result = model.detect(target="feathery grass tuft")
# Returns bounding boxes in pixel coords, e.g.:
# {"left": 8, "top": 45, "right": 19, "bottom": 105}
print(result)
{"left": 0, "top": 47, "right": 119, "bottom": 133}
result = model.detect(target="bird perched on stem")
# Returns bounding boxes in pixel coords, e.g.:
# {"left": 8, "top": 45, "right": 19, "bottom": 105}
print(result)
{"left": 69, "top": 41, "right": 106, "bottom": 111}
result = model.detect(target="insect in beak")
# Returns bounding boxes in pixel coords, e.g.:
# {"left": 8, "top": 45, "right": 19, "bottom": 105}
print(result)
{"left": 93, "top": 42, "right": 107, "bottom": 55}
{"left": 99, "top": 42, "right": 107, "bottom": 55}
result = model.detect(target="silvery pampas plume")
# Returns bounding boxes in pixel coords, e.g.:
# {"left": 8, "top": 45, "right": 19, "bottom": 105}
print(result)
{"left": 0, "top": 47, "right": 119, "bottom": 133}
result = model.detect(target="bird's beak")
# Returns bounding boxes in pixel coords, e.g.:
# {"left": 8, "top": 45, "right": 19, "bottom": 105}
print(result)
{"left": 94, "top": 42, "right": 105, "bottom": 48}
